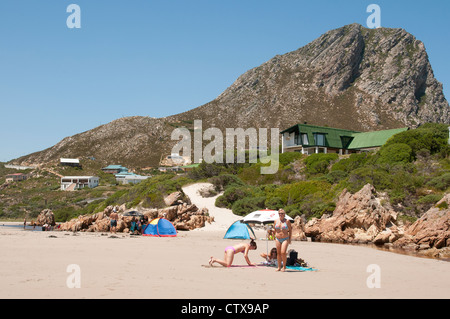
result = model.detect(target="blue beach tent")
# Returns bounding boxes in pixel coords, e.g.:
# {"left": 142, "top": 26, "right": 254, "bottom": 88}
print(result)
{"left": 224, "top": 220, "right": 256, "bottom": 240}
{"left": 143, "top": 218, "right": 177, "bottom": 237}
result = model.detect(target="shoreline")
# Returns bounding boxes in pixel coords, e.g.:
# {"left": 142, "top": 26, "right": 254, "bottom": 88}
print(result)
{"left": 2, "top": 218, "right": 448, "bottom": 263}
{"left": 2, "top": 182, "right": 449, "bottom": 299}
{"left": 1, "top": 225, "right": 449, "bottom": 299}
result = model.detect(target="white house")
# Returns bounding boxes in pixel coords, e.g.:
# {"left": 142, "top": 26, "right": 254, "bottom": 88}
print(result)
{"left": 115, "top": 173, "right": 150, "bottom": 185}
{"left": 61, "top": 176, "right": 99, "bottom": 191}
{"left": 60, "top": 158, "right": 81, "bottom": 167}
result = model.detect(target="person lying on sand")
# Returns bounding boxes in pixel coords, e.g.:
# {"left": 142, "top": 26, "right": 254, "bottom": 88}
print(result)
{"left": 209, "top": 240, "right": 257, "bottom": 267}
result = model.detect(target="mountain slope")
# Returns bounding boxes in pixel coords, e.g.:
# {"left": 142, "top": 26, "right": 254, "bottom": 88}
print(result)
{"left": 13, "top": 23, "right": 449, "bottom": 168}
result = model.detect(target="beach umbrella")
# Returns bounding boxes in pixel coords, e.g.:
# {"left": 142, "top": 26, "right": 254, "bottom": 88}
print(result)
{"left": 242, "top": 209, "right": 293, "bottom": 257}
{"left": 242, "top": 209, "right": 293, "bottom": 224}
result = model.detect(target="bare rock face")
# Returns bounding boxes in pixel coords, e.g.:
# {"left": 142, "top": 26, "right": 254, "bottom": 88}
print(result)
{"left": 13, "top": 24, "right": 449, "bottom": 168}
{"left": 291, "top": 216, "right": 307, "bottom": 241}
{"left": 304, "top": 184, "right": 397, "bottom": 244}
{"left": 393, "top": 194, "right": 450, "bottom": 257}
{"left": 164, "top": 191, "right": 187, "bottom": 206}
{"left": 57, "top": 199, "right": 213, "bottom": 233}
{"left": 36, "top": 209, "right": 55, "bottom": 226}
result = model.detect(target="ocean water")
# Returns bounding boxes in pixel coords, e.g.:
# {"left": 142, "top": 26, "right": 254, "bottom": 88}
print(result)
{"left": 0, "top": 224, "right": 43, "bottom": 231}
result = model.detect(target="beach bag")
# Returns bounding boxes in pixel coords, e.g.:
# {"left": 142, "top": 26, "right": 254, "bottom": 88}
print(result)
{"left": 287, "top": 250, "right": 298, "bottom": 266}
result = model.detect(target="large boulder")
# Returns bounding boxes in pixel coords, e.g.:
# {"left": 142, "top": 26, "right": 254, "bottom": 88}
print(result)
{"left": 291, "top": 216, "right": 307, "bottom": 241}
{"left": 36, "top": 209, "right": 55, "bottom": 226}
{"left": 393, "top": 194, "right": 450, "bottom": 257}
{"left": 304, "top": 184, "right": 397, "bottom": 244}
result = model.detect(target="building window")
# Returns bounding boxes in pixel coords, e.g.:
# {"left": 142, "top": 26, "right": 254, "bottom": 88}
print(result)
{"left": 314, "top": 133, "right": 325, "bottom": 146}
{"left": 301, "top": 133, "right": 309, "bottom": 145}
{"left": 340, "top": 136, "right": 353, "bottom": 149}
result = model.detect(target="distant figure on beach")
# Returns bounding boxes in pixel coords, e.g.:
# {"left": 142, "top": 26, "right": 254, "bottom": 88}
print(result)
{"left": 266, "top": 225, "right": 275, "bottom": 240}
{"left": 274, "top": 209, "right": 292, "bottom": 272}
{"left": 130, "top": 217, "right": 140, "bottom": 235}
{"left": 23, "top": 218, "right": 26, "bottom": 229}
{"left": 110, "top": 208, "right": 119, "bottom": 234}
{"left": 209, "top": 240, "right": 257, "bottom": 267}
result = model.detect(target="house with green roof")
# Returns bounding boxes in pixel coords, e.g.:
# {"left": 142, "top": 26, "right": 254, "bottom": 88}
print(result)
{"left": 101, "top": 165, "right": 129, "bottom": 174}
{"left": 280, "top": 123, "right": 408, "bottom": 155}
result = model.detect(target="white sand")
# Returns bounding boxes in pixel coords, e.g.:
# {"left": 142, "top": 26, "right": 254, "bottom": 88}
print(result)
{"left": 182, "top": 182, "right": 242, "bottom": 231}
{"left": 0, "top": 183, "right": 449, "bottom": 299}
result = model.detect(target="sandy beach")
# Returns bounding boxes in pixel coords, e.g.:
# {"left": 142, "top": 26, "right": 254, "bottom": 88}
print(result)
{"left": 0, "top": 183, "right": 449, "bottom": 299}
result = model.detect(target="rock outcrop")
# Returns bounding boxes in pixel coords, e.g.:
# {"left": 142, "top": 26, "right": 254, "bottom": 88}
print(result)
{"left": 36, "top": 209, "right": 56, "bottom": 226}
{"left": 392, "top": 194, "right": 450, "bottom": 258}
{"left": 291, "top": 216, "right": 307, "bottom": 241}
{"left": 304, "top": 184, "right": 397, "bottom": 244}
{"left": 300, "top": 183, "right": 450, "bottom": 258}
{"left": 57, "top": 192, "right": 213, "bottom": 233}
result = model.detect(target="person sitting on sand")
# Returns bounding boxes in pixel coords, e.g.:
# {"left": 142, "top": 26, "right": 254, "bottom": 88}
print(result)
{"left": 130, "top": 217, "right": 141, "bottom": 235}
{"left": 260, "top": 247, "right": 278, "bottom": 266}
{"left": 209, "top": 240, "right": 257, "bottom": 267}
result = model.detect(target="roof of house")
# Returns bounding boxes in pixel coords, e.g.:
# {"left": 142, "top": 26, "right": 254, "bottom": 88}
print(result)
{"left": 60, "top": 158, "right": 80, "bottom": 164}
{"left": 61, "top": 176, "right": 98, "bottom": 179}
{"left": 347, "top": 127, "right": 409, "bottom": 149}
{"left": 102, "top": 165, "right": 128, "bottom": 170}
{"left": 281, "top": 124, "right": 408, "bottom": 150}
{"left": 281, "top": 124, "right": 360, "bottom": 149}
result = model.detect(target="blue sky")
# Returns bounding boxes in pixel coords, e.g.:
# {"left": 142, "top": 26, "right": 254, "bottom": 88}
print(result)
{"left": 0, "top": 0, "right": 449, "bottom": 162}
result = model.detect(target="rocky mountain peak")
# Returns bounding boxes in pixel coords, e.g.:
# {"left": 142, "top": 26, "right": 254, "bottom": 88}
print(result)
{"left": 13, "top": 23, "right": 449, "bottom": 168}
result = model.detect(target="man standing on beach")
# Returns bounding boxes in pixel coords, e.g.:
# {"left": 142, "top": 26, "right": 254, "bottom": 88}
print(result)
{"left": 110, "top": 207, "right": 118, "bottom": 234}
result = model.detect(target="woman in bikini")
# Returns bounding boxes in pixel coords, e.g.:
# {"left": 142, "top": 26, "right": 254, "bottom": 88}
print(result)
{"left": 274, "top": 209, "right": 292, "bottom": 272}
{"left": 209, "top": 240, "right": 257, "bottom": 267}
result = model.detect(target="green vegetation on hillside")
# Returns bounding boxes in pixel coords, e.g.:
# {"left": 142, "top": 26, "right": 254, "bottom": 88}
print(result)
{"left": 2, "top": 123, "right": 449, "bottom": 223}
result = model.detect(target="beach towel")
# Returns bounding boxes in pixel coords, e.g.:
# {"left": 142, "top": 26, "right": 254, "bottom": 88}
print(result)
{"left": 201, "top": 264, "right": 317, "bottom": 271}
{"left": 201, "top": 264, "right": 260, "bottom": 268}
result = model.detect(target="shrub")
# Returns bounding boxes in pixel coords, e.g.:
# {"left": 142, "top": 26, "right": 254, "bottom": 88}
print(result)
{"left": 436, "top": 201, "right": 448, "bottom": 210}
{"left": 304, "top": 153, "right": 339, "bottom": 175}
{"left": 264, "top": 196, "right": 284, "bottom": 210}
{"left": 215, "top": 186, "right": 254, "bottom": 209}
{"left": 209, "top": 174, "right": 245, "bottom": 192}
{"left": 376, "top": 143, "right": 413, "bottom": 164}
{"left": 188, "top": 162, "right": 225, "bottom": 180}
{"left": 346, "top": 165, "right": 391, "bottom": 193}
{"left": 231, "top": 196, "right": 266, "bottom": 216}
{"left": 416, "top": 194, "right": 443, "bottom": 205}
{"left": 384, "top": 123, "right": 450, "bottom": 158}
{"left": 331, "top": 152, "right": 371, "bottom": 172}
{"left": 325, "top": 170, "right": 348, "bottom": 184}
{"left": 278, "top": 152, "right": 304, "bottom": 166}
{"left": 427, "top": 173, "right": 450, "bottom": 191}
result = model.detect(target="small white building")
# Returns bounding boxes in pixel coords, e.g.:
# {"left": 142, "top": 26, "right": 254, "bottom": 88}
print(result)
{"left": 115, "top": 173, "right": 150, "bottom": 185}
{"left": 61, "top": 176, "right": 99, "bottom": 191}
{"left": 60, "top": 158, "right": 81, "bottom": 167}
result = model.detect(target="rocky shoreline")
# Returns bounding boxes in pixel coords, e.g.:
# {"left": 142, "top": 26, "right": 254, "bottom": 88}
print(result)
{"left": 292, "top": 184, "right": 450, "bottom": 259}
{"left": 34, "top": 184, "right": 449, "bottom": 259}
{"left": 37, "top": 191, "right": 214, "bottom": 233}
